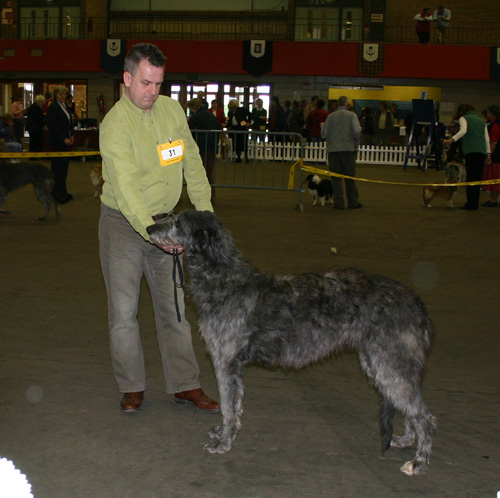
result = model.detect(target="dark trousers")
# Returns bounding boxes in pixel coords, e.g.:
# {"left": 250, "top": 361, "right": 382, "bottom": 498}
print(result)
{"left": 200, "top": 151, "right": 216, "bottom": 201}
{"left": 29, "top": 132, "right": 43, "bottom": 153}
{"left": 51, "top": 156, "right": 70, "bottom": 201}
{"left": 417, "top": 32, "right": 430, "bottom": 44}
{"left": 13, "top": 118, "right": 24, "bottom": 144}
{"left": 328, "top": 151, "right": 359, "bottom": 208}
{"left": 464, "top": 152, "right": 486, "bottom": 209}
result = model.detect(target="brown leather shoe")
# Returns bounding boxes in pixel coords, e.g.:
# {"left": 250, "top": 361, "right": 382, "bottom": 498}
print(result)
{"left": 120, "top": 391, "right": 144, "bottom": 413}
{"left": 174, "top": 388, "right": 220, "bottom": 412}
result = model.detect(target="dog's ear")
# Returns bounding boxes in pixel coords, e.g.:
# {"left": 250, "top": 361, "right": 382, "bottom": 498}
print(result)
{"left": 193, "top": 227, "right": 220, "bottom": 263}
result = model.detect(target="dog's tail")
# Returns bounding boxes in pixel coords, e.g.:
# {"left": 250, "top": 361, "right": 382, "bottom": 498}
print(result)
{"left": 380, "top": 396, "right": 395, "bottom": 453}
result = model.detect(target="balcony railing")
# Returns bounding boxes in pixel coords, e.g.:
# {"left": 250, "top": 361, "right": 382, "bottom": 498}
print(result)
{"left": 2, "top": 16, "right": 499, "bottom": 46}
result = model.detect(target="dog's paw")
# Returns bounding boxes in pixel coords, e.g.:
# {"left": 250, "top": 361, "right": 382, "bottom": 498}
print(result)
{"left": 391, "top": 434, "right": 414, "bottom": 449}
{"left": 204, "top": 438, "right": 232, "bottom": 454}
{"left": 400, "top": 459, "right": 428, "bottom": 476}
{"left": 0, "top": 209, "right": 10, "bottom": 215}
{"left": 208, "top": 425, "right": 223, "bottom": 439}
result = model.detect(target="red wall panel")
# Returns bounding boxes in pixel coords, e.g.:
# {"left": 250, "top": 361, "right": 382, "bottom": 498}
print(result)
{"left": 0, "top": 39, "right": 493, "bottom": 82}
{"left": 381, "top": 43, "right": 490, "bottom": 80}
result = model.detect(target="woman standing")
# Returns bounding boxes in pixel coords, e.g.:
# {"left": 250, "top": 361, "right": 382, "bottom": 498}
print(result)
{"left": 414, "top": 7, "right": 433, "bottom": 44}
{"left": 443, "top": 104, "right": 491, "bottom": 210}
{"left": 482, "top": 104, "right": 500, "bottom": 207}
{"left": 10, "top": 93, "right": 25, "bottom": 144}
{"left": 46, "top": 85, "right": 74, "bottom": 203}
{"left": 374, "top": 100, "right": 394, "bottom": 146}
{"left": 209, "top": 100, "right": 226, "bottom": 129}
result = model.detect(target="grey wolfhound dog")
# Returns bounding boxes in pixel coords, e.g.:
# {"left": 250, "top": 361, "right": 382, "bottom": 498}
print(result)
{"left": 0, "top": 162, "right": 60, "bottom": 220}
{"left": 147, "top": 210, "right": 436, "bottom": 476}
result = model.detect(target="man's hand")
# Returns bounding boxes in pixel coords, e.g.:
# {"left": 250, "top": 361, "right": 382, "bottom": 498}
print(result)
{"left": 152, "top": 241, "right": 185, "bottom": 254}
{"left": 146, "top": 224, "right": 185, "bottom": 254}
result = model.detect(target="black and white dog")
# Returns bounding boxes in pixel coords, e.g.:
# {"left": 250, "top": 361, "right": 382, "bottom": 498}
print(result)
{"left": 0, "top": 162, "right": 60, "bottom": 220}
{"left": 303, "top": 174, "right": 333, "bottom": 206}
{"left": 147, "top": 211, "right": 436, "bottom": 476}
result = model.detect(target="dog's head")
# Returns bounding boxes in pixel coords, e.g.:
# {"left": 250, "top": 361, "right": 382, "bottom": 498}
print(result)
{"left": 303, "top": 174, "right": 320, "bottom": 186}
{"left": 147, "top": 210, "right": 237, "bottom": 266}
{"left": 444, "top": 162, "right": 464, "bottom": 184}
{"left": 90, "top": 163, "right": 102, "bottom": 175}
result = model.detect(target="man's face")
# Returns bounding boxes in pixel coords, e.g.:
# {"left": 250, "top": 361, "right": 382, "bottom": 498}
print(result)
{"left": 124, "top": 59, "right": 164, "bottom": 112}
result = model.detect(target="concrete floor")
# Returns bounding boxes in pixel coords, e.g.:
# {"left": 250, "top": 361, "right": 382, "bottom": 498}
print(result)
{"left": 1, "top": 160, "right": 499, "bottom": 498}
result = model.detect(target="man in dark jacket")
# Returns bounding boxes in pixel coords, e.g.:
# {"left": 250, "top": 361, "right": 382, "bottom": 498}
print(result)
{"left": 26, "top": 94, "right": 46, "bottom": 154}
{"left": 268, "top": 96, "right": 287, "bottom": 143}
{"left": 188, "top": 98, "right": 219, "bottom": 201}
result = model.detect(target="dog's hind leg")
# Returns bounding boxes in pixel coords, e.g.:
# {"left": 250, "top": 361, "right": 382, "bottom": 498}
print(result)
{"left": 34, "top": 184, "right": 52, "bottom": 220}
{"left": 360, "top": 349, "right": 435, "bottom": 475}
{"left": 383, "top": 387, "right": 435, "bottom": 475}
{"left": 205, "top": 359, "right": 245, "bottom": 454}
{"left": 399, "top": 405, "right": 436, "bottom": 476}
{"left": 379, "top": 395, "right": 395, "bottom": 453}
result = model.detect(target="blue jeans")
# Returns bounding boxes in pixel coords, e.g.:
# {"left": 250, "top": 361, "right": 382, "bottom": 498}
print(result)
{"left": 99, "top": 204, "right": 201, "bottom": 394}
{"left": 6, "top": 141, "right": 22, "bottom": 153}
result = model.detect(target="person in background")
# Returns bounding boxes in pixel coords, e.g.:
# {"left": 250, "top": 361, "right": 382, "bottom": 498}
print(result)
{"left": 360, "top": 107, "right": 375, "bottom": 146}
{"left": 209, "top": 99, "right": 226, "bottom": 129}
{"left": 443, "top": 104, "right": 491, "bottom": 210}
{"left": 188, "top": 97, "right": 219, "bottom": 202}
{"left": 390, "top": 103, "right": 398, "bottom": 121}
{"left": 251, "top": 98, "right": 267, "bottom": 135}
{"left": 321, "top": 95, "right": 363, "bottom": 210}
{"left": 65, "top": 94, "right": 78, "bottom": 125}
{"left": 46, "top": 85, "right": 74, "bottom": 203}
{"left": 99, "top": 42, "right": 219, "bottom": 414}
{"left": 287, "top": 100, "right": 303, "bottom": 141}
{"left": 414, "top": 7, "right": 433, "bottom": 44}
{"left": 196, "top": 91, "right": 209, "bottom": 109}
{"left": 43, "top": 91, "right": 53, "bottom": 115}
{"left": 481, "top": 104, "right": 500, "bottom": 207}
{"left": 0, "top": 113, "right": 23, "bottom": 153}
{"left": 227, "top": 99, "right": 250, "bottom": 162}
{"left": 432, "top": 112, "right": 446, "bottom": 170}
{"left": 308, "top": 98, "right": 328, "bottom": 143}
{"left": 433, "top": 5, "right": 451, "bottom": 44}
{"left": 25, "top": 94, "right": 46, "bottom": 154}
{"left": 302, "top": 95, "right": 318, "bottom": 142}
{"left": 10, "top": 93, "right": 25, "bottom": 145}
{"left": 268, "top": 96, "right": 286, "bottom": 143}
{"left": 374, "top": 100, "right": 394, "bottom": 146}
{"left": 328, "top": 99, "right": 338, "bottom": 114}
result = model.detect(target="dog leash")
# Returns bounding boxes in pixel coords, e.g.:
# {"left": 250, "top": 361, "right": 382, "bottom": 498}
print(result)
{"left": 172, "top": 249, "right": 185, "bottom": 323}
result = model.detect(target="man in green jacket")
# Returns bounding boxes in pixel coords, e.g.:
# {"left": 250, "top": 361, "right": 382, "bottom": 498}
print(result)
{"left": 99, "top": 43, "right": 220, "bottom": 413}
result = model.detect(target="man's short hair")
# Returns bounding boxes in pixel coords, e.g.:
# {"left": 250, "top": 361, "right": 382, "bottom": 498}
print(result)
{"left": 187, "top": 98, "right": 203, "bottom": 110}
{"left": 124, "top": 43, "right": 166, "bottom": 75}
{"left": 338, "top": 96, "right": 348, "bottom": 107}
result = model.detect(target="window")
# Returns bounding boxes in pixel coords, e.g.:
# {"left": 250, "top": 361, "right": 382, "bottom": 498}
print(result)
{"left": 294, "top": 1, "right": 363, "bottom": 42}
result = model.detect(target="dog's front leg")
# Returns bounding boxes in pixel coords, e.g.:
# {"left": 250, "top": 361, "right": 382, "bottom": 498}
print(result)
{"left": 205, "top": 359, "right": 245, "bottom": 454}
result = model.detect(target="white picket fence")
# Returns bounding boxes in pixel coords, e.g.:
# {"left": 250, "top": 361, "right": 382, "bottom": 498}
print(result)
{"left": 244, "top": 140, "right": 421, "bottom": 167}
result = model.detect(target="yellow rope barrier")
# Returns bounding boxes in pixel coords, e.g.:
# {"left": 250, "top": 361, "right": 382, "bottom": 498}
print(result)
{"left": 0, "top": 151, "right": 101, "bottom": 158}
{"left": 288, "top": 160, "right": 500, "bottom": 189}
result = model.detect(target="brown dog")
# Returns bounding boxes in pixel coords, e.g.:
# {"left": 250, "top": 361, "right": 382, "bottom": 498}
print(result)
{"left": 422, "top": 162, "right": 465, "bottom": 208}
{"left": 90, "top": 163, "right": 104, "bottom": 197}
